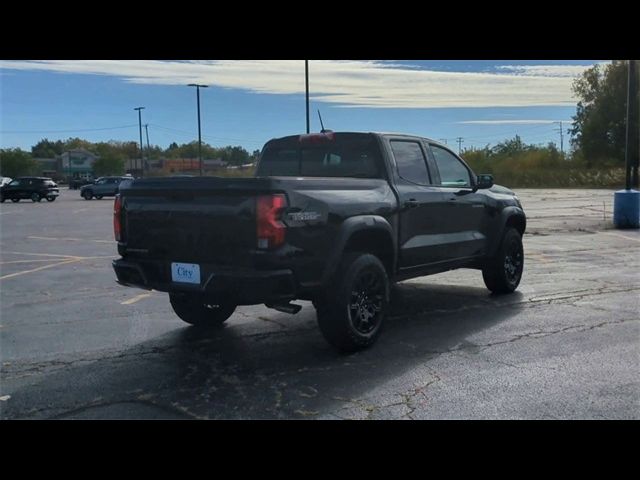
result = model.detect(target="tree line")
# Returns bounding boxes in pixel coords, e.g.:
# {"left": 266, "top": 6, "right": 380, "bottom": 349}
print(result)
{"left": 0, "top": 138, "right": 260, "bottom": 178}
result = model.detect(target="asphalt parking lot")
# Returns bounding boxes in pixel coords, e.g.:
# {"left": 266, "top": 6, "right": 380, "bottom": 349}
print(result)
{"left": 0, "top": 188, "right": 638, "bottom": 419}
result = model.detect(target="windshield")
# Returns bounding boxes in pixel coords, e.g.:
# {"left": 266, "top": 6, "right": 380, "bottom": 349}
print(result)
{"left": 256, "top": 133, "right": 383, "bottom": 179}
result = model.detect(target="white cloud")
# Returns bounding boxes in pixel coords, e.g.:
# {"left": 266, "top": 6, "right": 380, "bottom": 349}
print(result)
{"left": 496, "top": 62, "right": 609, "bottom": 78}
{"left": 457, "top": 119, "right": 575, "bottom": 125}
{"left": 0, "top": 60, "right": 601, "bottom": 109}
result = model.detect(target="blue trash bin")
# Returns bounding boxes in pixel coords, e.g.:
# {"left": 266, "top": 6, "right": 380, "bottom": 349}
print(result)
{"left": 613, "top": 189, "right": 640, "bottom": 228}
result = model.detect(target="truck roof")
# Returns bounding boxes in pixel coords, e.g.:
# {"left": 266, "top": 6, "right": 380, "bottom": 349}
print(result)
{"left": 266, "top": 131, "right": 446, "bottom": 148}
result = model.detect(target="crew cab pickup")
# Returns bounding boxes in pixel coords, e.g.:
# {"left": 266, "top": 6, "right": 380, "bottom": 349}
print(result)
{"left": 113, "top": 132, "right": 526, "bottom": 351}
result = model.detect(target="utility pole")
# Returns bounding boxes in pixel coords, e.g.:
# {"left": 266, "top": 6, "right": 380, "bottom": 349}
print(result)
{"left": 144, "top": 124, "right": 150, "bottom": 151}
{"left": 188, "top": 84, "right": 208, "bottom": 176}
{"left": 144, "top": 124, "right": 151, "bottom": 171}
{"left": 614, "top": 59, "right": 640, "bottom": 229}
{"left": 134, "top": 107, "right": 145, "bottom": 177}
{"left": 456, "top": 137, "right": 464, "bottom": 154}
{"left": 305, "top": 60, "right": 310, "bottom": 134}
{"left": 554, "top": 121, "right": 564, "bottom": 156}
{"left": 625, "top": 60, "right": 639, "bottom": 189}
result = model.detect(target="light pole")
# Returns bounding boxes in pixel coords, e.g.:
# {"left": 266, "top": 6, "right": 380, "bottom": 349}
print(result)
{"left": 134, "top": 107, "right": 145, "bottom": 177}
{"left": 305, "top": 60, "right": 310, "bottom": 134}
{"left": 188, "top": 84, "right": 208, "bottom": 176}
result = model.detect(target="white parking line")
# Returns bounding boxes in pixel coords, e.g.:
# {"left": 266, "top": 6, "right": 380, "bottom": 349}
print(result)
{"left": 0, "top": 259, "right": 62, "bottom": 264}
{"left": 28, "top": 236, "right": 112, "bottom": 244}
{"left": 121, "top": 293, "right": 154, "bottom": 305}
{"left": 0, "top": 258, "right": 81, "bottom": 280}
{"left": 599, "top": 231, "right": 640, "bottom": 243}
{"left": 1, "top": 251, "right": 78, "bottom": 258}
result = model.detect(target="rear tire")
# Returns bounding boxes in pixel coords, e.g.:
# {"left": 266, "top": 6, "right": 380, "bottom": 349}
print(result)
{"left": 46, "top": 196, "right": 56, "bottom": 202}
{"left": 83, "top": 190, "right": 93, "bottom": 200}
{"left": 315, "top": 252, "right": 389, "bottom": 353}
{"left": 95, "top": 195, "right": 103, "bottom": 200}
{"left": 169, "top": 293, "right": 236, "bottom": 327}
{"left": 11, "top": 198, "right": 19, "bottom": 203}
{"left": 482, "top": 227, "right": 524, "bottom": 294}
{"left": 31, "top": 193, "right": 41, "bottom": 202}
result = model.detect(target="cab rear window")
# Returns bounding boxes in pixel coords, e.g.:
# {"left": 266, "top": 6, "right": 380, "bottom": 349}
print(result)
{"left": 256, "top": 134, "right": 383, "bottom": 179}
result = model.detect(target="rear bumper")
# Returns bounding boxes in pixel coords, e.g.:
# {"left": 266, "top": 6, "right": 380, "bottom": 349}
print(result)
{"left": 112, "top": 258, "right": 296, "bottom": 305}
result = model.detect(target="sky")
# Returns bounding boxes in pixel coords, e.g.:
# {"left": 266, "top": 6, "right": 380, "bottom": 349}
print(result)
{"left": 0, "top": 60, "right": 606, "bottom": 155}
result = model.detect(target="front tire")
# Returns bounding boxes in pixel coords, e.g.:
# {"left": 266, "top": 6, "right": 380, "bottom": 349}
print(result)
{"left": 31, "top": 193, "right": 41, "bottom": 202}
{"left": 482, "top": 227, "right": 524, "bottom": 294}
{"left": 46, "top": 196, "right": 56, "bottom": 202}
{"left": 169, "top": 293, "right": 236, "bottom": 327}
{"left": 316, "top": 252, "right": 389, "bottom": 353}
{"left": 95, "top": 195, "right": 103, "bottom": 200}
{"left": 11, "top": 198, "right": 19, "bottom": 203}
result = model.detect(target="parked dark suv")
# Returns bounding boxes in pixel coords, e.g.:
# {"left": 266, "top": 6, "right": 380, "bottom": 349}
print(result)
{"left": 81, "top": 176, "right": 131, "bottom": 200}
{"left": 0, "top": 177, "right": 60, "bottom": 203}
{"left": 69, "top": 177, "right": 94, "bottom": 190}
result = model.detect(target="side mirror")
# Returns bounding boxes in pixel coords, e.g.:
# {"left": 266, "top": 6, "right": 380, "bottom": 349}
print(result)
{"left": 476, "top": 174, "right": 494, "bottom": 190}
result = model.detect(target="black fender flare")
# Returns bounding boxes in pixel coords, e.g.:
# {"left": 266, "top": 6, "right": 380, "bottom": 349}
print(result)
{"left": 321, "top": 215, "right": 396, "bottom": 286}
{"left": 489, "top": 206, "right": 526, "bottom": 257}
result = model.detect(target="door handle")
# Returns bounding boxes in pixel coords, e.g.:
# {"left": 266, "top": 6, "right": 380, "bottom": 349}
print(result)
{"left": 404, "top": 199, "right": 419, "bottom": 209}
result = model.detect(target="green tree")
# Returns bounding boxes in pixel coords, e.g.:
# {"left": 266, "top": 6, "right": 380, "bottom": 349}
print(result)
{"left": 0, "top": 148, "right": 39, "bottom": 177}
{"left": 92, "top": 153, "right": 125, "bottom": 176}
{"left": 63, "top": 137, "right": 94, "bottom": 151}
{"left": 491, "top": 135, "right": 531, "bottom": 157}
{"left": 570, "top": 61, "right": 639, "bottom": 166}
{"left": 32, "top": 138, "right": 65, "bottom": 158}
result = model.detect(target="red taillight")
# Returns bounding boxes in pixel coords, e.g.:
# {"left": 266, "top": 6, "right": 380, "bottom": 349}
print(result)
{"left": 114, "top": 195, "right": 122, "bottom": 242}
{"left": 257, "top": 194, "right": 287, "bottom": 249}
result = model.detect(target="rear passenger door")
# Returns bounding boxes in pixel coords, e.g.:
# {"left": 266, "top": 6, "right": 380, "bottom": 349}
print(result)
{"left": 23, "top": 179, "right": 36, "bottom": 198}
{"left": 427, "top": 144, "right": 488, "bottom": 259}
{"left": 388, "top": 139, "right": 449, "bottom": 268}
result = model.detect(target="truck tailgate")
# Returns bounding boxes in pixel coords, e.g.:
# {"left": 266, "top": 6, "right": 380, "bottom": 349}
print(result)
{"left": 120, "top": 177, "right": 277, "bottom": 266}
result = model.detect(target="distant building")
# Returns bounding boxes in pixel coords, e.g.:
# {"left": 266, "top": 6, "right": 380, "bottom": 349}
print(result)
{"left": 203, "top": 158, "right": 228, "bottom": 170}
{"left": 59, "top": 149, "right": 99, "bottom": 180}
{"left": 163, "top": 158, "right": 228, "bottom": 174}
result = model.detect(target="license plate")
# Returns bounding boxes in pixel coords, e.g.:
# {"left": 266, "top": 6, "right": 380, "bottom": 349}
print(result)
{"left": 171, "top": 262, "right": 201, "bottom": 284}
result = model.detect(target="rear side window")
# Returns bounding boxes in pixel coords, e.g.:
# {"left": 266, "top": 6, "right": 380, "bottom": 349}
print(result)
{"left": 390, "top": 141, "right": 430, "bottom": 185}
{"left": 257, "top": 134, "right": 382, "bottom": 178}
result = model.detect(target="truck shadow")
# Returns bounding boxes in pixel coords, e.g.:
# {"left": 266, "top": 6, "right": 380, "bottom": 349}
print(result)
{"left": 3, "top": 282, "right": 526, "bottom": 419}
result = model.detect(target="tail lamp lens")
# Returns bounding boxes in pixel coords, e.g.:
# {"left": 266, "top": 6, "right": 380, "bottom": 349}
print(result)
{"left": 257, "top": 194, "right": 287, "bottom": 249}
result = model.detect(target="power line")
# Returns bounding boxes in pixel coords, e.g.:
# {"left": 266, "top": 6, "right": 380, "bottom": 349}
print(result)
{"left": 460, "top": 123, "right": 556, "bottom": 141}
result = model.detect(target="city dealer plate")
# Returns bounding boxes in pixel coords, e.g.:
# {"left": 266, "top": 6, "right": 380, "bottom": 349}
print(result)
{"left": 171, "top": 262, "right": 201, "bottom": 284}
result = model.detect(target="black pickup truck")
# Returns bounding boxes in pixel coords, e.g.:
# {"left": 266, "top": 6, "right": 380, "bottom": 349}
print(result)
{"left": 113, "top": 132, "right": 526, "bottom": 352}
